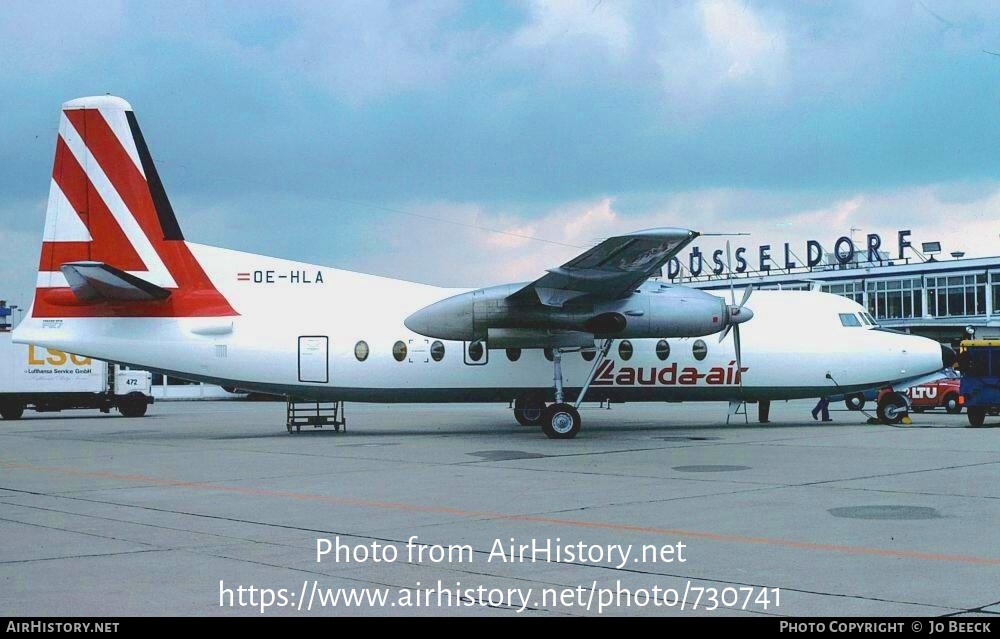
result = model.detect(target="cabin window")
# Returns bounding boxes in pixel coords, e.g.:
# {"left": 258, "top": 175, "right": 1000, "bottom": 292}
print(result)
{"left": 839, "top": 313, "right": 862, "bottom": 327}
{"left": 618, "top": 340, "right": 633, "bottom": 361}
{"left": 656, "top": 339, "right": 670, "bottom": 361}
{"left": 506, "top": 348, "right": 521, "bottom": 362}
{"left": 467, "top": 341, "right": 484, "bottom": 362}
{"left": 581, "top": 349, "right": 596, "bottom": 362}
{"left": 544, "top": 348, "right": 554, "bottom": 362}
{"left": 392, "top": 340, "right": 407, "bottom": 362}
{"left": 692, "top": 339, "right": 707, "bottom": 361}
{"left": 430, "top": 340, "right": 445, "bottom": 362}
{"left": 354, "top": 340, "right": 369, "bottom": 362}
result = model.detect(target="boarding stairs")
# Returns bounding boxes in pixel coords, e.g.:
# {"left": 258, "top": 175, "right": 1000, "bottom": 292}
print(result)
{"left": 286, "top": 398, "right": 346, "bottom": 434}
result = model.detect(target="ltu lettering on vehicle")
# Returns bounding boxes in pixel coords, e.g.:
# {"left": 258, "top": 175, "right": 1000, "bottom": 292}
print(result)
{"left": 591, "top": 359, "right": 748, "bottom": 387}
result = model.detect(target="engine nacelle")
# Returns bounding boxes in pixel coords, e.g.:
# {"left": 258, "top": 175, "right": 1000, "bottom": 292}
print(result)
{"left": 404, "top": 282, "right": 742, "bottom": 343}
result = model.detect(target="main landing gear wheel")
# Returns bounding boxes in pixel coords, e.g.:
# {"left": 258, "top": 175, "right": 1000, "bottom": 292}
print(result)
{"left": 539, "top": 339, "right": 613, "bottom": 440}
{"left": 876, "top": 392, "right": 908, "bottom": 425}
{"left": 514, "top": 398, "right": 545, "bottom": 427}
{"left": 541, "top": 403, "right": 581, "bottom": 439}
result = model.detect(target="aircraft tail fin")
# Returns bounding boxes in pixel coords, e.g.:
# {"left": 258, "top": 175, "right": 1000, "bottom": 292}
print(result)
{"left": 31, "top": 96, "right": 236, "bottom": 318}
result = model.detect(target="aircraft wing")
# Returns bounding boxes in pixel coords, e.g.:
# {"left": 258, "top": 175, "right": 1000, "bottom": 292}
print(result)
{"left": 509, "top": 228, "right": 699, "bottom": 306}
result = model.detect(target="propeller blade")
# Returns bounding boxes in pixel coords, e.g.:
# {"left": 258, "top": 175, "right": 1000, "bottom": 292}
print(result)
{"left": 733, "top": 324, "right": 742, "bottom": 385}
{"left": 726, "top": 240, "right": 736, "bottom": 306}
{"left": 739, "top": 284, "right": 753, "bottom": 308}
{"left": 718, "top": 324, "right": 732, "bottom": 343}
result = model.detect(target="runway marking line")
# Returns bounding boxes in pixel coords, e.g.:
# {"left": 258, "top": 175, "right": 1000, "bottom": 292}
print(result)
{"left": 3, "top": 461, "right": 998, "bottom": 566}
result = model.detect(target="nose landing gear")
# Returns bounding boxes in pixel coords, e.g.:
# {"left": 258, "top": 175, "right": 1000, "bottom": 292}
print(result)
{"left": 876, "top": 391, "right": 909, "bottom": 425}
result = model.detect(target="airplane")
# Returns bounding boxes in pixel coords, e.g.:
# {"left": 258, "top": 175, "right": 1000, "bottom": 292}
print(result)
{"left": 12, "top": 96, "right": 955, "bottom": 439}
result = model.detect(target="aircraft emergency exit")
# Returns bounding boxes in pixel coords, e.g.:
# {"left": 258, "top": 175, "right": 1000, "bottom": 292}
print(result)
{"left": 13, "top": 96, "right": 954, "bottom": 438}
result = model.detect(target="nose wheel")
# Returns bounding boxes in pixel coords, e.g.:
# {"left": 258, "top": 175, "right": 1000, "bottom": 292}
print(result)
{"left": 877, "top": 391, "right": 909, "bottom": 425}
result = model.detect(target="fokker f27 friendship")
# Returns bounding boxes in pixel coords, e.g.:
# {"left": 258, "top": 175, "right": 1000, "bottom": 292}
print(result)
{"left": 13, "top": 96, "right": 954, "bottom": 438}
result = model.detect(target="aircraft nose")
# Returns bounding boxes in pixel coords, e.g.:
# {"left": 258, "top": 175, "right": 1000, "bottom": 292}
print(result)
{"left": 941, "top": 343, "right": 957, "bottom": 368}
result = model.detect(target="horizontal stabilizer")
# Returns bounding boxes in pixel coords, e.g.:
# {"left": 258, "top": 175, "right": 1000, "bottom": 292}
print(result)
{"left": 60, "top": 261, "right": 172, "bottom": 302}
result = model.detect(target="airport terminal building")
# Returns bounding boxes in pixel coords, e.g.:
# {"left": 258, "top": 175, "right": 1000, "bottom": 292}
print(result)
{"left": 668, "top": 229, "right": 1000, "bottom": 345}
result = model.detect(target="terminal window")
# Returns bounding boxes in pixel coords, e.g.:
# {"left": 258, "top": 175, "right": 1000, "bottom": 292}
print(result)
{"left": 926, "top": 274, "right": 986, "bottom": 318}
{"left": 992, "top": 276, "right": 1000, "bottom": 316}
{"left": 865, "top": 278, "right": 922, "bottom": 320}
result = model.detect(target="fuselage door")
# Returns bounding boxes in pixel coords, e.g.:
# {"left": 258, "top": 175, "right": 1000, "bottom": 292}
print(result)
{"left": 298, "top": 336, "right": 329, "bottom": 383}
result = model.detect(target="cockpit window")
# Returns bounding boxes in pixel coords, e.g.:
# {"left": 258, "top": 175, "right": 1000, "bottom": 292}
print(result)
{"left": 858, "top": 313, "right": 871, "bottom": 326}
{"left": 863, "top": 312, "right": 878, "bottom": 326}
{"left": 839, "top": 313, "right": 862, "bottom": 327}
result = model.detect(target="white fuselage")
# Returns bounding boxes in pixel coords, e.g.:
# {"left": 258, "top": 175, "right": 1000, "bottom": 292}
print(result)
{"left": 14, "top": 242, "right": 946, "bottom": 405}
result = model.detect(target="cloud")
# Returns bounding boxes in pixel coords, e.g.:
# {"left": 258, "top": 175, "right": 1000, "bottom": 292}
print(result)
{"left": 1, "top": 1, "right": 999, "bottom": 296}
{"left": 351, "top": 180, "right": 1000, "bottom": 287}
{"left": 514, "top": 0, "right": 633, "bottom": 55}
{"left": 0, "top": 197, "right": 46, "bottom": 309}
{"left": 2, "top": 179, "right": 996, "bottom": 308}
{"left": 0, "top": 0, "right": 126, "bottom": 73}
{"left": 270, "top": 1, "right": 475, "bottom": 102}
{"left": 700, "top": 0, "right": 787, "bottom": 85}
{"left": 792, "top": 196, "right": 866, "bottom": 229}
{"left": 650, "top": 0, "right": 789, "bottom": 112}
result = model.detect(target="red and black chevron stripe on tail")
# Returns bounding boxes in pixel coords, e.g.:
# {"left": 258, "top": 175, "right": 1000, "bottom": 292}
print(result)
{"left": 33, "top": 96, "right": 236, "bottom": 318}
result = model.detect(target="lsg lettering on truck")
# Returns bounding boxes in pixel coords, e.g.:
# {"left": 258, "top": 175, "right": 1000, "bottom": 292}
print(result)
{"left": 27, "top": 345, "right": 91, "bottom": 366}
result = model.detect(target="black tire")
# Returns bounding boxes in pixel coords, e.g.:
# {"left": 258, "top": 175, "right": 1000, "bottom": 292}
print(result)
{"left": 876, "top": 392, "right": 908, "bottom": 425}
{"left": 541, "top": 403, "right": 581, "bottom": 439}
{"left": 117, "top": 392, "right": 148, "bottom": 418}
{"left": 943, "top": 394, "right": 962, "bottom": 415}
{"left": 967, "top": 407, "right": 986, "bottom": 427}
{"left": 844, "top": 393, "right": 866, "bottom": 411}
{"left": 0, "top": 401, "right": 24, "bottom": 420}
{"left": 513, "top": 398, "right": 545, "bottom": 427}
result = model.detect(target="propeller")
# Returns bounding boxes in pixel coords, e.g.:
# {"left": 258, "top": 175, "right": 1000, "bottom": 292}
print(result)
{"left": 718, "top": 240, "right": 755, "bottom": 383}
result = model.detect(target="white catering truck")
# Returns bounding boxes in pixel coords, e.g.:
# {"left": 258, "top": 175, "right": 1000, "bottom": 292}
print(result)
{"left": 0, "top": 332, "right": 152, "bottom": 420}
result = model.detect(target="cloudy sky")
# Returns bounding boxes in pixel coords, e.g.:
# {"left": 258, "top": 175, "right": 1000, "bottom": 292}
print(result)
{"left": 1, "top": 0, "right": 998, "bottom": 305}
